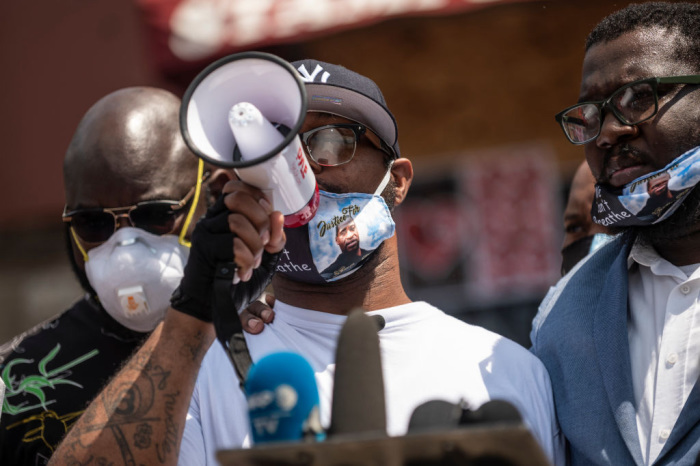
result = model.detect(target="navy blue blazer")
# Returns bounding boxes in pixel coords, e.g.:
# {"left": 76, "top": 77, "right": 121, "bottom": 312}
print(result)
{"left": 531, "top": 234, "right": 700, "bottom": 465}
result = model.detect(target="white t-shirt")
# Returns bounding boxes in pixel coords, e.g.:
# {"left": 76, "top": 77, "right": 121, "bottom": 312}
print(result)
{"left": 179, "top": 301, "right": 563, "bottom": 465}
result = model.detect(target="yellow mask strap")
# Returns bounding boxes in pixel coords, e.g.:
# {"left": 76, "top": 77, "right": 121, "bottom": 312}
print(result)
{"left": 179, "top": 159, "right": 205, "bottom": 248}
{"left": 70, "top": 226, "right": 90, "bottom": 263}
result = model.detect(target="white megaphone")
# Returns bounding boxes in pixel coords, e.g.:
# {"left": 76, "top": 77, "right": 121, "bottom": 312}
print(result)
{"left": 180, "top": 52, "right": 318, "bottom": 228}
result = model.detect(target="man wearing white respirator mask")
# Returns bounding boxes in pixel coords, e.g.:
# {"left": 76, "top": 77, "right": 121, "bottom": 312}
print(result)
{"left": 0, "top": 87, "right": 242, "bottom": 465}
{"left": 49, "top": 59, "right": 563, "bottom": 466}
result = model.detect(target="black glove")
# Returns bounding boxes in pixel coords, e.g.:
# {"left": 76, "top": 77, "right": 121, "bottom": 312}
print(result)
{"left": 171, "top": 194, "right": 280, "bottom": 328}
{"left": 170, "top": 197, "right": 234, "bottom": 322}
{"left": 232, "top": 251, "right": 279, "bottom": 311}
{"left": 171, "top": 194, "right": 281, "bottom": 386}
{"left": 212, "top": 251, "right": 279, "bottom": 389}
{"left": 214, "top": 250, "right": 280, "bottom": 340}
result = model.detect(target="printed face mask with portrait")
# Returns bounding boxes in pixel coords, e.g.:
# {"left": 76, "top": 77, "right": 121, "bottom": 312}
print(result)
{"left": 592, "top": 145, "right": 700, "bottom": 228}
{"left": 84, "top": 227, "right": 189, "bottom": 332}
{"left": 276, "top": 167, "right": 395, "bottom": 284}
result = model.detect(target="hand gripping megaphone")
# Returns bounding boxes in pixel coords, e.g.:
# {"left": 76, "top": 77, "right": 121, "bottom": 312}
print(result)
{"left": 180, "top": 52, "right": 318, "bottom": 228}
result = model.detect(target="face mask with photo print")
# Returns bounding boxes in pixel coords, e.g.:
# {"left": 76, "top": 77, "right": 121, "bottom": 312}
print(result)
{"left": 275, "top": 167, "right": 395, "bottom": 284}
{"left": 592, "top": 145, "right": 700, "bottom": 228}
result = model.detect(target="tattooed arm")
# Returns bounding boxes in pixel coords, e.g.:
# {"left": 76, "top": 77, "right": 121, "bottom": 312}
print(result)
{"left": 47, "top": 310, "right": 215, "bottom": 466}
{"left": 49, "top": 180, "right": 285, "bottom": 466}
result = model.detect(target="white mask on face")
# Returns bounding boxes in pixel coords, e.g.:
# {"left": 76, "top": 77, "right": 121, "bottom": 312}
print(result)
{"left": 84, "top": 227, "right": 189, "bottom": 332}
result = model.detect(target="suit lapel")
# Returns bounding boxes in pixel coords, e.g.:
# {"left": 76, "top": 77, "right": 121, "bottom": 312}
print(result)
{"left": 592, "top": 241, "right": 644, "bottom": 466}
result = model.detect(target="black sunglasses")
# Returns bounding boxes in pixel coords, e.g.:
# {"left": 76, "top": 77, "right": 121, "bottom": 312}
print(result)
{"left": 299, "top": 123, "right": 394, "bottom": 166}
{"left": 63, "top": 183, "right": 200, "bottom": 243}
{"left": 555, "top": 74, "right": 700, "bottom": 144}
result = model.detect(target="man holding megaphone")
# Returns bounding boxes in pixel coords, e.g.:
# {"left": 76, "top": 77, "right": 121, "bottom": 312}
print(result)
{"left": 49, "top": 55, "right": 563, "bottom": 466}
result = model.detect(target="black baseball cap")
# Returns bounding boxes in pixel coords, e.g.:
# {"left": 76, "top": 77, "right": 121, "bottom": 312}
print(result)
{"left": 292, "top": 59, "right": 400, "bottom": 158}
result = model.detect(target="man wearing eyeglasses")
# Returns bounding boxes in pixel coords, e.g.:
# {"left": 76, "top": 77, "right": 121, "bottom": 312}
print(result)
{"left": 0, "top": 87, "right": 233, "bottom": 466}
{"left": 49, "top": 59, "right": 563, "bottom": 466}
{"left": 531, "top": 3, "right": 700, "bottom": 465}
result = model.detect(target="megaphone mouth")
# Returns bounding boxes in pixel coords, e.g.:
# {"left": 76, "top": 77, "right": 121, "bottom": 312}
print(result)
{"left": 232, "top": 123, "right": 292, "bottom": 163}
{"left": 180, "top": 51, "right": 308, "bottom": 169}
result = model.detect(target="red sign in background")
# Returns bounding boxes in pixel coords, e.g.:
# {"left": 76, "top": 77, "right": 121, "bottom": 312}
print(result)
{"left": 136, "top": 0, "right": 539, "bottom": 73}
{"left": 397, "top": 143, "right": 561, "bottom": 311}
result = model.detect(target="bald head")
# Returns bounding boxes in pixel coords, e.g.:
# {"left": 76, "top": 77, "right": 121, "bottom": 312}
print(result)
{"left": 64, "top": 87, "right": 198, "bottom": 209}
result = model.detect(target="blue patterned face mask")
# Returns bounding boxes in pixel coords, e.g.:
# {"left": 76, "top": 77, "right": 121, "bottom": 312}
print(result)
{"left": 275, "top": 166, "right": 395, "bottom": 284}
{"left": 592, "top": 145, "right": 700, "bottom": 227}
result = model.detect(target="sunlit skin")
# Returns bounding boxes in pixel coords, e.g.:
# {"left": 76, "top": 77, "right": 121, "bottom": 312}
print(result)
{"left": 580, "top": 27, "right": 700, "bottom": 264}
{"left": 63, "top": 88, "right": 206, "bottom": 270}
{"left": 582, "top": 29, "right": 700, "bottom": 187}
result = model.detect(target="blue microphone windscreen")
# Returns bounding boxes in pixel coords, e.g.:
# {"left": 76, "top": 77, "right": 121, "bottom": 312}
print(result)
{"left": 245, "top": 352, "right": 324, "bottom": 444}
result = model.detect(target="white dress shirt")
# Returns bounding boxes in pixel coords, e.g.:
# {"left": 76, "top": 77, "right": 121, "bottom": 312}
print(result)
{"left": 627, "top": 240, "right": 700, "bottom": 465}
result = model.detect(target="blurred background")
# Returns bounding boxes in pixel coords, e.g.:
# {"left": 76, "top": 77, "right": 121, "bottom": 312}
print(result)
{"left": 0, "top": 0, "right": 666, "bottom": 347}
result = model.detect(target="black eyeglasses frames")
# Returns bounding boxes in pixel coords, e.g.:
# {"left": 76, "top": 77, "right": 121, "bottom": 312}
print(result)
{"left": 555, "top": 74, "right": 700, "bottom": 144}
{"left": 299, "top": 123, "right": 394, "bottom": 166}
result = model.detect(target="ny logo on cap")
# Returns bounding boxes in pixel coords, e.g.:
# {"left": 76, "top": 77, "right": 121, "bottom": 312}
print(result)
{"left": 297, "top": 64, "right": 330, "bottom": 83}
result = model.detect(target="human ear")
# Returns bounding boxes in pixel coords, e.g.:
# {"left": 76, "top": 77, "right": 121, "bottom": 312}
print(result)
{"left": 390, "top": 158, "right": 413, "bottom": 207}
{"left": 205, "top": 168, "right": 235, "bottom": 205}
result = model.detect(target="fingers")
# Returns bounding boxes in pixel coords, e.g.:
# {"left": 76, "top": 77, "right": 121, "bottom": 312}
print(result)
{"left": 240, "top": 294, "right": 276, "bottom": 335}
{"left": 266, "top": 211, "right": 286, "bottom": 254}
{"left": 263, "top": 293, "right": 276, "bottom": 309}
{"left": 221, "top": 181, "right": 285, "bottom": 282}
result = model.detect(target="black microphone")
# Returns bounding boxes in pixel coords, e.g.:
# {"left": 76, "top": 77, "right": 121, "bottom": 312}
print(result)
{"left": 406, "top": 400, "right": 523, "bottom": 466}
{"left": 408, "top": 400, "right": 468, "bottom": 433}
{"left": 327, "top": 309, "right": 387, "bottom": 438}
{"left": 408, "top": 399, "right": 522, "bottom": 434}
{"left": 372, "top": 314, "right": 386, "bottom": 331}
{"left": 461, "top": 400, "right": 522, "bottom": 426}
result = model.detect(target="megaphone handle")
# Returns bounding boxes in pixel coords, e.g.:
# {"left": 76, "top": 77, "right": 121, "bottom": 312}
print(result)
{"left": 212, "top": 261, "right": 253, "bottom": 388}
